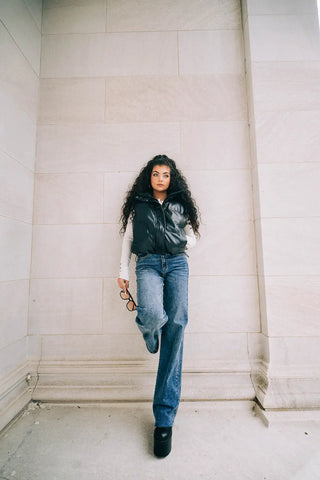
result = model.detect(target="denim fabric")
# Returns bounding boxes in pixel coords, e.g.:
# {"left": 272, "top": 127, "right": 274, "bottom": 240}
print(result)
{"left": 135, "top": 253, "right": 189, "bottom": 427}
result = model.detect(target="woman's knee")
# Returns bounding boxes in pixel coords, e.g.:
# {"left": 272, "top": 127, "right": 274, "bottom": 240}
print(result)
{"left": 136, "top": 305, "right": 166, "bottom": 329}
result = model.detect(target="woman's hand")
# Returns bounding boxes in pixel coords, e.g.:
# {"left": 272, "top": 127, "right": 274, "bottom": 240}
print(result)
{"left": 117, "top": 278, "right": 129, "bottom": 292}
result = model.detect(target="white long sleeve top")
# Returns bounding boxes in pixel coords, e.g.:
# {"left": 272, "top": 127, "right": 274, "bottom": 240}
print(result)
{"left": 119, "top": 200, "right": 196, "bottom": 281}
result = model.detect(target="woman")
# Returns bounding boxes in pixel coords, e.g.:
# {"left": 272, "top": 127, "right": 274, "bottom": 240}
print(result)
{"left": 117, "top": 154, "right": 200, "bottom": 458}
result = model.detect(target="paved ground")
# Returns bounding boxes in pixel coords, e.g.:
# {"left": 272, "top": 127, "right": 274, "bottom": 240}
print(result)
{"left": 1, "top": 401, "right": 320, "bottom": 480}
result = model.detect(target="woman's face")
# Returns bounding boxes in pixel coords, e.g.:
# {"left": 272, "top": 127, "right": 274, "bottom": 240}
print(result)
{"left": 151, "top": 164, "right": 171, "bottom": 195}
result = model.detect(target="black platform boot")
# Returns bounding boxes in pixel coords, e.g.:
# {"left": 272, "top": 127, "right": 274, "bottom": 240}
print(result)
{"left": 154, "top": 426, "right": 172, "bottom": 458}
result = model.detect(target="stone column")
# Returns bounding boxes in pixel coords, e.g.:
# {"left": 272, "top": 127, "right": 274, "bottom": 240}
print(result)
{"left": 243, "top": 0, "right": 320, "bottom": 422}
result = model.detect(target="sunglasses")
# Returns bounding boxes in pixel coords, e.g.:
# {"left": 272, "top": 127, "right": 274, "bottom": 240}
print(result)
{"left": 120, "top": 289, "right": 137, "bottom": 312}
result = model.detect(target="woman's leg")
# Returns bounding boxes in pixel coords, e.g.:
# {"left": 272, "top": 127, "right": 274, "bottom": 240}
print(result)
{"left": 153, "top": 254, "right": 189, "bottom": 427}
{"left": 135, "top": 255, "right": 168, "bottom": 354}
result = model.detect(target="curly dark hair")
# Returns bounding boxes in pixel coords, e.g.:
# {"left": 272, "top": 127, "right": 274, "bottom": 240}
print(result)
{"left": 120, "top": 154, "right": 200, "bottom": 236}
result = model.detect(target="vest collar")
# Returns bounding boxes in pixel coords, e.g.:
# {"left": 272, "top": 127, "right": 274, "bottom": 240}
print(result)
{"left": 135, "top": 190, "right": 183, "bottom": 204}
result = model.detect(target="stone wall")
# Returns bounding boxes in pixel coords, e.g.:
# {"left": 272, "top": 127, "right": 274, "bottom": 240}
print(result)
{"left": 31, "top": 0, "right": 258, "bottom": 402}
{"left": 0, "top": 0, "right": 42, "bottom": 431}
{"left": 243, "top": 0, "right": 320, "bottom": 422}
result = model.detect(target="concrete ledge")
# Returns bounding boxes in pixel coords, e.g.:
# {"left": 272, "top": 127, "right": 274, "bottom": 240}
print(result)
{"left": 0, "top": 362, "right": 33, "bottom": 434}
{"left": 31, "top": 360, "right": 255, "bottom": 403}
{"left": 253, "top": 403, "right": 320, "bottom": 427}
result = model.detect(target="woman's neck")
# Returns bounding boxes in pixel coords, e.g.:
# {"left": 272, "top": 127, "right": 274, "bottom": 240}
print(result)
{"left": 153, "top": 191, "right": 167, "bottom": 202}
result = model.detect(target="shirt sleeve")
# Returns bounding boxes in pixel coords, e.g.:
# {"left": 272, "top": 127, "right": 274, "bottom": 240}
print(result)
{"left": 119, "top": 221, "right": 133, "bottom": 281}
{"left": 185, "top": 224, "right": 197, "bottom": 250}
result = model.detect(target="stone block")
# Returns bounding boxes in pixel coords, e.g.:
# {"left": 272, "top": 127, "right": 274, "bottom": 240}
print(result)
{"left": 107, "top": 0, "right": 240, "bottom": 31}
{"left": 41, "top": 32, "right": 178, "bottom": 77}
{"left": 180, "top": 121, "right": 250, "bottom": 170}
{"left": 244, "top": 0, "right": 318, "bottom": 15}
{"left": 38, "top": 78, "right": 105, "bottom": 124}
{"left": 31, "top": 224, "right": 120, "bottom": 278}
{"left": 186, "top": 169, "right": 253, "bottom": 223}
{"left": 0, "top": 280, "right": 29, "bottom": 350}
{"left": 103, "top": 172, "right": 137, "bottom": 223}
{"left": 252, "top": 61, "right": 320, "bottom": 113}
{"left": 0, "top": 337, "right": 28, "bottom": 378}
{"left": 0, "top": 93, "right": 36, "bottom": 171}
{"left": 259, "top": 218, "right": 320, "bottom": 275}
{"left": 105, "top": 75, "right": 247, "bottom": 122}
{"left": 188, "top": 275, "right": 260, "bottom": 333}
{"left": 0, "top": 218, "right": 32, "bottom": 281}
{"left": 188, "top": 220, "right": 256, "bottom": 276}
{"left": 36, "top": 123, "right": 180, "bottom": 173}
{"left": 183, "top": 332, "right": 250, "bottom": 371}
{"left": 0, "top": 0, "right": 41, "bottom": 74}
{"left": 258, "top": 163, "right": 320, "bottom": 218}
{"left": 0, "top": 151, "right": 34, "bottom": 223}
{"left": 248, "top": 15, "right": 320, "bottom": 62}
{"left": 24, "top": 0, "right": 43, "bottom": 30}
{"left": 29, "top": 278, "right": 103, "bottom": 334}
{"left": 0, "top": 23, "right": 39, "bottom": 123}
{"left": 179, "top": 30, "right": 244, "bottom": 75}
{"left": 255, "top": 111, "right": 320, "bottom": 164}
{"left": 42, "top": 0, "right": 106, "bottom": 34}
{"left": 40, "top": 334, "right": 151, "bottom": 361}
{"left": 33, "top": 173, "right": 104, "bottom": 224}
{"left": 264, "top": 276, "right": 320, "bottom": 336}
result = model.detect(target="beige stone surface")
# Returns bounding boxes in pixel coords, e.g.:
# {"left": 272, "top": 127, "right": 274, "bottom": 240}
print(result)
{"left": 105, "top": 75, "right": 247, "bottom": 122}
{"left": 31, "top": 224, "right": 120, "bottom": 278}
{"left": 252, "top": 61, "right": 320, "bottom": 113}
{"left": 179, "top": 30, "right": 244, "bottom": 75}
{"left": 29, "top": 278, "right": 103, "bottom": 334}
{"left": 0, "top": 338, "right": 28, "bottom": 378}
{"left": 0, "top": 218, "right": 32, "bottom": 282}
{"left": 255, "top": 111, "right": 320, "bottom": 164}
{"left": 244, "top": 0, "right": 318, "bottom": 16}
{"left": 0, "top": 23, "right": 39, "bottom": 122}
{"left": 0, "top": 280, "right": 29, "bottom": 350}
{"left": 188, "top": 275, "right": 260, "bottom": 333}
{"left": 42, "top": 0, "right": 106, "bottom": 34}
{"left": 268, "top": 336, "right": 320, "bottom": 371}
{"left": 24, "top": 0, "right": 43, "bottom": 30}
{"left": 40, "top": 333, "right": 150, "bottom": 361}
{"left": 257, "top": 163, "right": 320, "bottom": 218}
{"left": 107, "top": 0, "right": 240, "bottom": 31}
{"left": 264, "top": 276, "right": 320, "bottom": 336}
{"left": 0, "top": 0, "right": 41, "bottom": 75}
{"left": 38, "top": 79, "right": 105, "bottom": 124}
{"left": 36, "top": 123, "right": 180, "bottom": 173}
{"left": 259, "top": 218, "right": 320, "bottom": 275}
{"left": 103, "top": 172, "right": 137, "bottom": 223}
{"left": 0, "top": 151, "right": 34, "bottom": 223}
{"left": 189, "top": 221, "right": 256, "bottom": 276}
{"left": 0, "top": 0, "right": 40, "bottom": 433}
{"left": 41, "top": 32, "right": 178, "bottom": 77}
{"left": 187, "top": 169, "right": 253, "bottom": 222}
{"left": 33, "top": 173, "right": 104, "bottom": 224}
{"left": 248, "top": 14, "right": 320, "bottom": 62}
{"left": 183, "top": 332, "right": 250, "bottom": 370}
{"left": 180, "top": 121, "right": 250, "bottom": 170}
{"left": 0, "top": 92, "right": 37, "bottom": 171}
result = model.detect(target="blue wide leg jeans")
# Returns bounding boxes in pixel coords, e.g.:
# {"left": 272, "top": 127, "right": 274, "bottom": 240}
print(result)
{"left": 135, "top": 252, "right": 189, "bottom": 428}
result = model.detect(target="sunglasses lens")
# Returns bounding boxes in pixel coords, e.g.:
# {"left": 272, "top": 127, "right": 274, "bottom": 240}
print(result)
{"left": 120, "top": 290, "right": 129, "bottom": 300}
{"left": 127, "top": 301, "right": 136, "bottom": 311}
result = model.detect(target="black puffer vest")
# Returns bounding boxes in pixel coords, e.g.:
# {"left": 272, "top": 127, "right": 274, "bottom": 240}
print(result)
{"left": 131, "top": 192, "right": 187, "bottom": 255}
